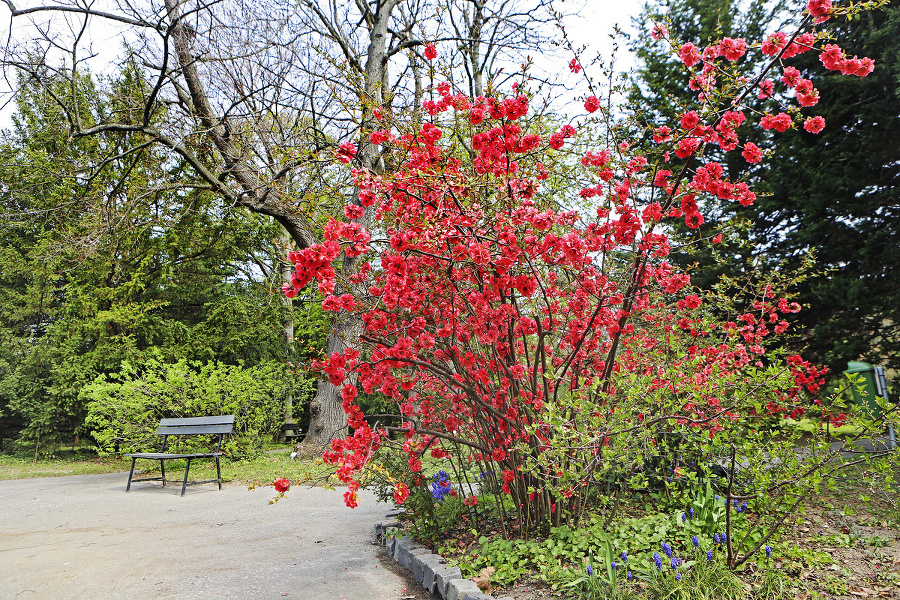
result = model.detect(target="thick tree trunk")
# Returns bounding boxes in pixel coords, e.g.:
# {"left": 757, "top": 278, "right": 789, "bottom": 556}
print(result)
{"left": 303, "top": 316, "right": 363, "bottom": 450}
{"left": 298, "top": 0, "right": 397, "bottom": 453}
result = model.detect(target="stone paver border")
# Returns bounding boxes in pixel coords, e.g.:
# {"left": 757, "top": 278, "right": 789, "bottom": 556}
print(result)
{"left": 374, "top": 520, "right": 513, "bottom": 600}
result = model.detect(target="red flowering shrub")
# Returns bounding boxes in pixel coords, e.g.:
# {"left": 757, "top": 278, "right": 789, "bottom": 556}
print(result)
{"left": 278, "top": 1, "right": 891, "bottom": 555}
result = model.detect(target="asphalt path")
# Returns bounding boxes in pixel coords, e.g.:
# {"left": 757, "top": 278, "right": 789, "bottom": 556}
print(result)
{"left": 0, "top": 472, "right": 414, "bottom": 599}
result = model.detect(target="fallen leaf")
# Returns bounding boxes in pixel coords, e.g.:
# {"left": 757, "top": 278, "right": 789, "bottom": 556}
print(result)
{"left": 795, "top": 590, "right": 808, "bottom": 600}
{"left": 473, "top": 566, "right": 496, "bottom": 594}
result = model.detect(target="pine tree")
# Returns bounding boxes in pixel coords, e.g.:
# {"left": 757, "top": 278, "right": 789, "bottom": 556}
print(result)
{"left": 628, "top": 0, "right": 900, "bottom": 374}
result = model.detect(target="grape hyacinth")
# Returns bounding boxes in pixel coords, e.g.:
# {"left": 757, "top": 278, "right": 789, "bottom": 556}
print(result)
{"left": 430, "top": 471, "right": 453, "bottom": 502}
{"left": 653, "top": 552, "right": 663, "bottom": 569}
{"left": 662, "top": 541, "right": 673, "bottom": 558}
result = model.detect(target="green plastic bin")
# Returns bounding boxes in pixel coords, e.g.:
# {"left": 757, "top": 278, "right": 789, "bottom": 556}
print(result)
{"left": 844, "top": 361, "right": 883, "bottom": 419}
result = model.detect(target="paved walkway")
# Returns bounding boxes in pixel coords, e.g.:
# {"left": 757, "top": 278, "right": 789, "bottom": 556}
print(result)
{"left": 0, "top": 472, "right": 409, "bottom": 599}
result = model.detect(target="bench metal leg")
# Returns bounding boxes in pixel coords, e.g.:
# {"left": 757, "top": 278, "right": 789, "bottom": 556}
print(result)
{"left": 181, "top": 458, "right": 192, "bottom": 496}
{"left": 126, "top": 458, "right": 137, "bottom": 492}
{"left": 216, "top": 456, "right": 222, "bottom": 490}
{"left": 161, "top": 459, "right": 166, "bottom": 487}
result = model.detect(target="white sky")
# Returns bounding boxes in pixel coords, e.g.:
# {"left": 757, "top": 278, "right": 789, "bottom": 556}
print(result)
{"left": 0, "top": 0, "right": 647, "bottom": 131}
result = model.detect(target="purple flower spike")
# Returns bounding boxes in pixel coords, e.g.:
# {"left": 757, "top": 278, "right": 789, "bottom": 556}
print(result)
{"left": 765, "top": 545, "right": 772, "bottom": 559}
{"left": 586, "top": 565, "right": 593, "bottom": 576}
{"left": 692, "top": 535, "right": 699, "bottom": 548}
{"left": 707, "top": 550, "right": 714, "bottom": 562}
{"left": 662, "top": 541, "right": 673, "bottom": 558}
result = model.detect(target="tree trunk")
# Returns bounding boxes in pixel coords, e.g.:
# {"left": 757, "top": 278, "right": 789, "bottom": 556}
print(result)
{"left": 298, "top": 0, "right": 396, "bottom": 453}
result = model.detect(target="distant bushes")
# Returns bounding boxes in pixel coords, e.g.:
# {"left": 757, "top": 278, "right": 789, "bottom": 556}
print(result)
{"left": 83, "top": 359, "right": 314, "bottom": 458}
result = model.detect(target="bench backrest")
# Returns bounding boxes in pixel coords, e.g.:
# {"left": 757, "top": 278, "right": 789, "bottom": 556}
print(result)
{"left": 157, "top": 415, "right": 236, "bottom": 436}
{"left": 156, "top": 415, "right": 235, "bottom": 453}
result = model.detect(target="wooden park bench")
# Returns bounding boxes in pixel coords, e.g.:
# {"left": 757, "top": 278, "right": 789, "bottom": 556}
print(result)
{"left": 125, "top": 415, "right": 235, "bottom": 496}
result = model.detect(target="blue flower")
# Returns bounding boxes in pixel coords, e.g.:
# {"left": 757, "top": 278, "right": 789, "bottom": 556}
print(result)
{"left": 722, "top": 533, "right": 728, "bottom": 544}
{"left": 692, "top": 535, "right": 699, "bottom": 548}
{"left": 714, "top": 533, "right": 720, "bottom": 544}
{"left": 627, "top": 571, "right": 632, "bottom": 581}
{"left": 707, "top": 550, "right": 714, "bottom": 562}
{"left": 621, "top": 551, "right": 628, "bottom": 563}
{"left": 681, "top": 512, "right": 687, "bottom": 523}
{"left": 671, "top": 557, "right": 678, "bottom": 570}
{"left": 611, "top": 561, "right": 617, "bottom": 570}
{"left": 662, "top": 541, "right": 673, "bottom": 558}
{"left": 765, "top": 545, "right": 772, "bottom": 559}
{"left": 586, "top": 565, "right": 593, "bottom": 576}
{"left": 653, "top": 552, "right": 663, "bottom": 569}
{"left": 742, "top": 501, "right": 748, "bottom": 512}
{"left": 689, "top": 508, "right": 695, "bottom": 518}
{"left": 676, "top": 573, "right": 682, "bottom": 581}
{"left": 430, "top": 471, "right": 453, "bottom": 502}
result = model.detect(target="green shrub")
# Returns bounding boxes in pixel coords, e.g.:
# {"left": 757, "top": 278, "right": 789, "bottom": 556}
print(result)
{"left": 83, "top": 359, "right": 311, "bottom": 458}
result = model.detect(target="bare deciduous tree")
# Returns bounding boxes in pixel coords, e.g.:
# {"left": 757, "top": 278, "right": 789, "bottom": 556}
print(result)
{"left": 1, "top": 0, "right": 560, "bottom": 451}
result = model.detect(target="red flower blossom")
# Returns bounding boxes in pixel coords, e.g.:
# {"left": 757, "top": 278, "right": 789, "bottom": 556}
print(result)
{"left": 273, "top": 478, "right": 290, "bottom": 493}
{"left": 394, "top": 483, "right": 410, "bottom": 504}
{"left": 678, "top": 43, "right": 701, "bottom": 67}
{"left": 424, "top": 43, "right": 437, "bottom": 60}
{"left": 804, "top": 115, "right": 826, "bottom": 134}
{"left": 742, "top": 142, "right": 764, "bottom": 164}
{"left": 807, "top": 0, "right": 831, "bottom": 19}
{"left": 584, "top": 95, "right": 601, "bottom": 113}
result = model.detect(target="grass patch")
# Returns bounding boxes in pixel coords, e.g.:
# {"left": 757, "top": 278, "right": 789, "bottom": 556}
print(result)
{"left": 0, "top": 446, "right": 339, "bottom": 488}
{"left": 0, "top": 453, "right": 130, "bottom": 479}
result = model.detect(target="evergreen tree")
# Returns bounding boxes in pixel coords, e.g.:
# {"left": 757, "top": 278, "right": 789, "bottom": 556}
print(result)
{"left": 628, "top": 0, "right": 900, "bottom": 374}
{"left": 0, "top": 67, "right": 312, "bottom": 448}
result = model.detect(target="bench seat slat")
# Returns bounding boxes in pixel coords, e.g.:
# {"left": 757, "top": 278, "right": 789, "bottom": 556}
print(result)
{"left": 125, "top": 452, "right": 223, "bottom": 459}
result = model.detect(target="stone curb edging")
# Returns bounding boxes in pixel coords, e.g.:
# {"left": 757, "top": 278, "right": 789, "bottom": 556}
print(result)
{"left": 374, "top": 520, "right": 513, "bottom": 600}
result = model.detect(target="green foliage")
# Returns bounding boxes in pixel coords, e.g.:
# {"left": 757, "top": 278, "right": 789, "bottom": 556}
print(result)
{"left": 83, "top": 359, "right": 312, "bottom": 458}
{"left": 0, "top": 64, "right": 326, "bottom": 449}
